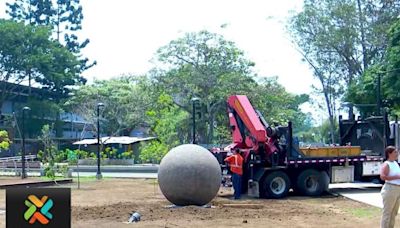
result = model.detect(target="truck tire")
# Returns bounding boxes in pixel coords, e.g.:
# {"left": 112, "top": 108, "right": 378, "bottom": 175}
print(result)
{"left": 262, "top": 171, "right": 290, "bottom": 199}
{"left": 296, "top": 169, "right": 329, "bottom": 196}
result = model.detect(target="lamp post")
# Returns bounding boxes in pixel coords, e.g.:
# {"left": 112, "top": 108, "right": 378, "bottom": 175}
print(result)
{"left": 96, "top": 102, "right": 104, "bottom": 180}
{"left": 21, "top": 106, "right": 30, "bottom": 179}
{"left": 191, "top": 97, "right": 200, "bottom": 144}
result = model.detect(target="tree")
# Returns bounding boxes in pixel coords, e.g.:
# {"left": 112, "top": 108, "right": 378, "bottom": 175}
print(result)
{"left": 0, "top": 19, "right": 81, "bottom": 106}
{"left": 289, "top": 0, "right": 400, "bottom": 143}
{"left": 38, "top": 124, "right": 57, "bottom": 179}
{"left": 249, "top": 77, "right": 311, "bottom": 132}
{"left": 6, "top": 0, "right": 95, "bottom": 73}
{"left": 153, "top": 30, "right": 256, "bottom": 144}
{"left": 346, "top": 65, "right": 382, "bottom": 117}
{"left": 382, "top": 19, "right": 400, "bottom": 114}
{"left": 347, "top": 19, "right": 400, "bottom": 116}
{"left": 140, "top": 93, "right": 189, "bottom": 163}
{"left": 65, "top": 76, "right": 152, "bottom": 136}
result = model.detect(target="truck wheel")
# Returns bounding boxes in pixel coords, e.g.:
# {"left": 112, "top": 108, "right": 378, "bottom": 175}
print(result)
{"left": 296, "top": 169, "right": 329, "bottom": 196}
{"left": 262, "top": 171, "right": 290, "bottom": 199}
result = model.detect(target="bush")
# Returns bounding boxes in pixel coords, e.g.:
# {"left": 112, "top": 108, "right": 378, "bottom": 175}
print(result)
{"left": 121, "top": 150, "right": 133, "bottom": 159}
{"left": 139, "top": 141, "right": 168, "bottom": 164}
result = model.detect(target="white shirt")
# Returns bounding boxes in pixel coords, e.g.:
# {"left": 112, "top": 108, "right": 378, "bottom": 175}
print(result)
{"left": 386, "top": 161, "right": 400, "bottom": 185}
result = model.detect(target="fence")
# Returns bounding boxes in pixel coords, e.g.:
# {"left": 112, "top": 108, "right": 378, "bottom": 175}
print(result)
{"left": 0, "top": 155, "right": 41, "bottom": 176}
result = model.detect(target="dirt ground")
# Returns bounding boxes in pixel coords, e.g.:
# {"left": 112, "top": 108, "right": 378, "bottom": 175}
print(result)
{"left": 0, "top": 178, "right": 395, "bottom": 227}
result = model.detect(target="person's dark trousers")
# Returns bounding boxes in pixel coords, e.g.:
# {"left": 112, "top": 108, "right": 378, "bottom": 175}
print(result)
{"left": 232, "top": 173, "right": 242, "bottom": 199}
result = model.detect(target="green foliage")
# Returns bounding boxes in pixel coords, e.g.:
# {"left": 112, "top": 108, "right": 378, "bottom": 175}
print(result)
{"left": 48, "top": 147, "right": 135, "bottom": 164}
{"left": 139, "top": 93, "right": 189, "bottom": 163}
{"left": 140, "top": 141, "right": 169, "bottom": 164}
{"left": 102, "top": 147, "right": 118, "bottom": 159}
{"left": 346, "top": 19, "right": 400, "bottom": 116}
{"left": 296, "top": 118, "right": 338, "bottom": 145}
{"left": 0, "top": 19, "right": 82, "bottom": 101}
{"left": 289, "top": 0, "right": 400, "bottom": 142}
{"left": 154, "top": 30, "right": 256, "bottom": 143}
{"left": 152, "top": 30, "right": 310, "bottom": 144}
{"left": 384, "top": 20, "right": 400, "bottom": 114}
{"left": 0, "top": 130, "right": 11, "bottom": 150}
{"left": 6, "top": 0, "right": 95, "bottom": 72}
{"left": 296, "top": 130, "right": 319, "bottom": 144}
{"left": 61, "top": 30, "right": 312, "bottom": 162}
{"left": 250, "top": 77, "right": 311, "bottom": 132}
{"left": 346, "top": 65, "right": 381, "bottom": 117}
{"left": 43, "top": 165, "right": 55, "bottom": 179}
{"left": 319, "top": 118, "right": 339, "bottom": 144}
{"left": 65, "top": 76, "right": 151, "bottom": 135}
{"left": 38, "top": 124, "right": 57, "bottom": 179}
{"left": 121, "top": 151, "right": 133, "bottom": 159}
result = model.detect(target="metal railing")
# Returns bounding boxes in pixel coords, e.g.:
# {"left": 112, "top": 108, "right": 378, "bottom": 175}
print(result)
{"left": 0, "top": 155, "right": 39, "bottom": 176}
{"left": 0, "top": 155, "right": 37, "bottom": 162}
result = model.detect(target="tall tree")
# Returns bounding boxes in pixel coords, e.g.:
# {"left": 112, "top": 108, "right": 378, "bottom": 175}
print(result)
{"left": 6, "top": 0, "right": 95, "bottom": 73}
{"left": 154, "top": 30, "right": 256, "bottom": 144}
{"left": 65, "top": 76, "right": 152, "bottom": 136}
{"left": 250, "top": 77, "right": 311, "bottom": 133}
{"left": 384, "top": 19, "right": 400, "bottom": 113}
{"left": 346, "top": 21, "right": 400, "bottom": 116}
{"left": 140, "top": 93, "right": 189, "bottom": 163}
{"left": 289, "top": 0, "right": 400, "bottom": 143}
{"left": 0, "top": 19, "right": 81, "bottom": 106}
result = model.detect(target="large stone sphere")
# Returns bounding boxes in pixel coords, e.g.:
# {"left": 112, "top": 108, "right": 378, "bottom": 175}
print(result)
{"left": 158, "top": 144, "right": 221, "bottom": 206}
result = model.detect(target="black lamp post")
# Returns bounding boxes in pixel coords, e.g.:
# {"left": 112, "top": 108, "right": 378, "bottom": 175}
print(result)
{"left": 191, "top": 97, "right": 200, "bottom": 144}
{"left": 21, "top": 106, "right": 30, "bottom": 179}
{"left": 96, "top": 102, "right": 104, "bottom": 180}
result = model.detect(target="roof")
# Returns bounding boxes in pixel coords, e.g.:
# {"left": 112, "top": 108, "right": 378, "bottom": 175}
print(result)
{"left": 73, "top": 136, "right": 156, "bottom": 145}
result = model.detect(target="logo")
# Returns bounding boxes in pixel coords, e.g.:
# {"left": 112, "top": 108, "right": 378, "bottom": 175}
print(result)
{"left": 24, "top": 195, "right": 54, "bottom": 225}
{"left": 6, "top": 188, "right": 70, "bottom": 228}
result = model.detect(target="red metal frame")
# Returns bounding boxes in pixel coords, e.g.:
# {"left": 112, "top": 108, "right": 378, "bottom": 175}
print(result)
{"left": 227, "top": 95, "right": 279, "bottom": 161}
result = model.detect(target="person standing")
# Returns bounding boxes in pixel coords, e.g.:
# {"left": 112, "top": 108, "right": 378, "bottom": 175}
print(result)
{"left": 224, "top": 148, "right": 244, "bottom": 200}
{"left": 380, "top": 146, "right": 400, "bottom": 228}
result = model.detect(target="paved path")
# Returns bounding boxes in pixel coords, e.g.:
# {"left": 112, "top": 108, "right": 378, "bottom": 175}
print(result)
{"left": 72, "top": 172, "right": 157, "bottom": 178}
{"left": 330, "top": 183, "right": 383, "bottom": 208}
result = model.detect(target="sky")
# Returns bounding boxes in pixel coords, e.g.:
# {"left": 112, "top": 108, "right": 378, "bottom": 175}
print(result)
{"left": 0, "top": 0, "right": 322, "bottom": 116}
{"left": 76, "top": 0, "right": 315, "bottom": 95}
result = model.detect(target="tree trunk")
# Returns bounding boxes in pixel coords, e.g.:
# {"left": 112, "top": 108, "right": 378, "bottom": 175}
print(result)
{"left": 56, "top": 4, "right": 61, "bottom": 41}
{"left": 208, "top": 114, "right": 214, "bottom": 144}
{"left": 356, "top": 0, "right": 368, "bottom": 70}
{"left": 207, "top": 100, "right": 224, "bottom": 144}
{"left": 323, "top": 88, "right": 336, "bottom": 144}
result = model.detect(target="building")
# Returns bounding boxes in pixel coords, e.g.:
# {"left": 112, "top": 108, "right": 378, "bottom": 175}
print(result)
{"left": 0, "top": 82, "right": 93, "bottom": 156}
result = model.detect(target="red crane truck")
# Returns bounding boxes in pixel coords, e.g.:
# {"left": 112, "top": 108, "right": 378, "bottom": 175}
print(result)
{"left": 214, "top": 95, "right": 393, "bottom": 199}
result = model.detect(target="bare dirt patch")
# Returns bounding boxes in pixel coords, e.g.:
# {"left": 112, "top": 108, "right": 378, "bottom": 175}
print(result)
{"left": 0, "top": 178, "right": 394, "bottom": 227}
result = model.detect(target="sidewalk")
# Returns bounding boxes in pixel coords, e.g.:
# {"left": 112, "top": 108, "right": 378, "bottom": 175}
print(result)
{"left": 330, "top": 183, "right": 383, "bottom": 208}
{"left": 71, "top": 172, "right": 157, "bottom": 178}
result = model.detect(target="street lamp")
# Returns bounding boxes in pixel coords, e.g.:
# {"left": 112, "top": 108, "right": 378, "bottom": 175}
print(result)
{"left": 191, "top": 97, "right": 200, "bottom": 144}
{"left": 21, "top": 106, "right": 30, "bottom": 179}
{"left": 96, "top": 102, "right": 104, "bottom": 180}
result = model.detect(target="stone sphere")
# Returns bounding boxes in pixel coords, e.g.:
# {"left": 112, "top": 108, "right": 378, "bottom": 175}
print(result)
{"left": 158, "top": 144, "right": 221, "bottom": 206}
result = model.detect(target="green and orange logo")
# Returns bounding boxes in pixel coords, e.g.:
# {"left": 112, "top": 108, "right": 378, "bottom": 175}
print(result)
{"left": 24, "top": 195, "right": 53, "bottom": 225}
